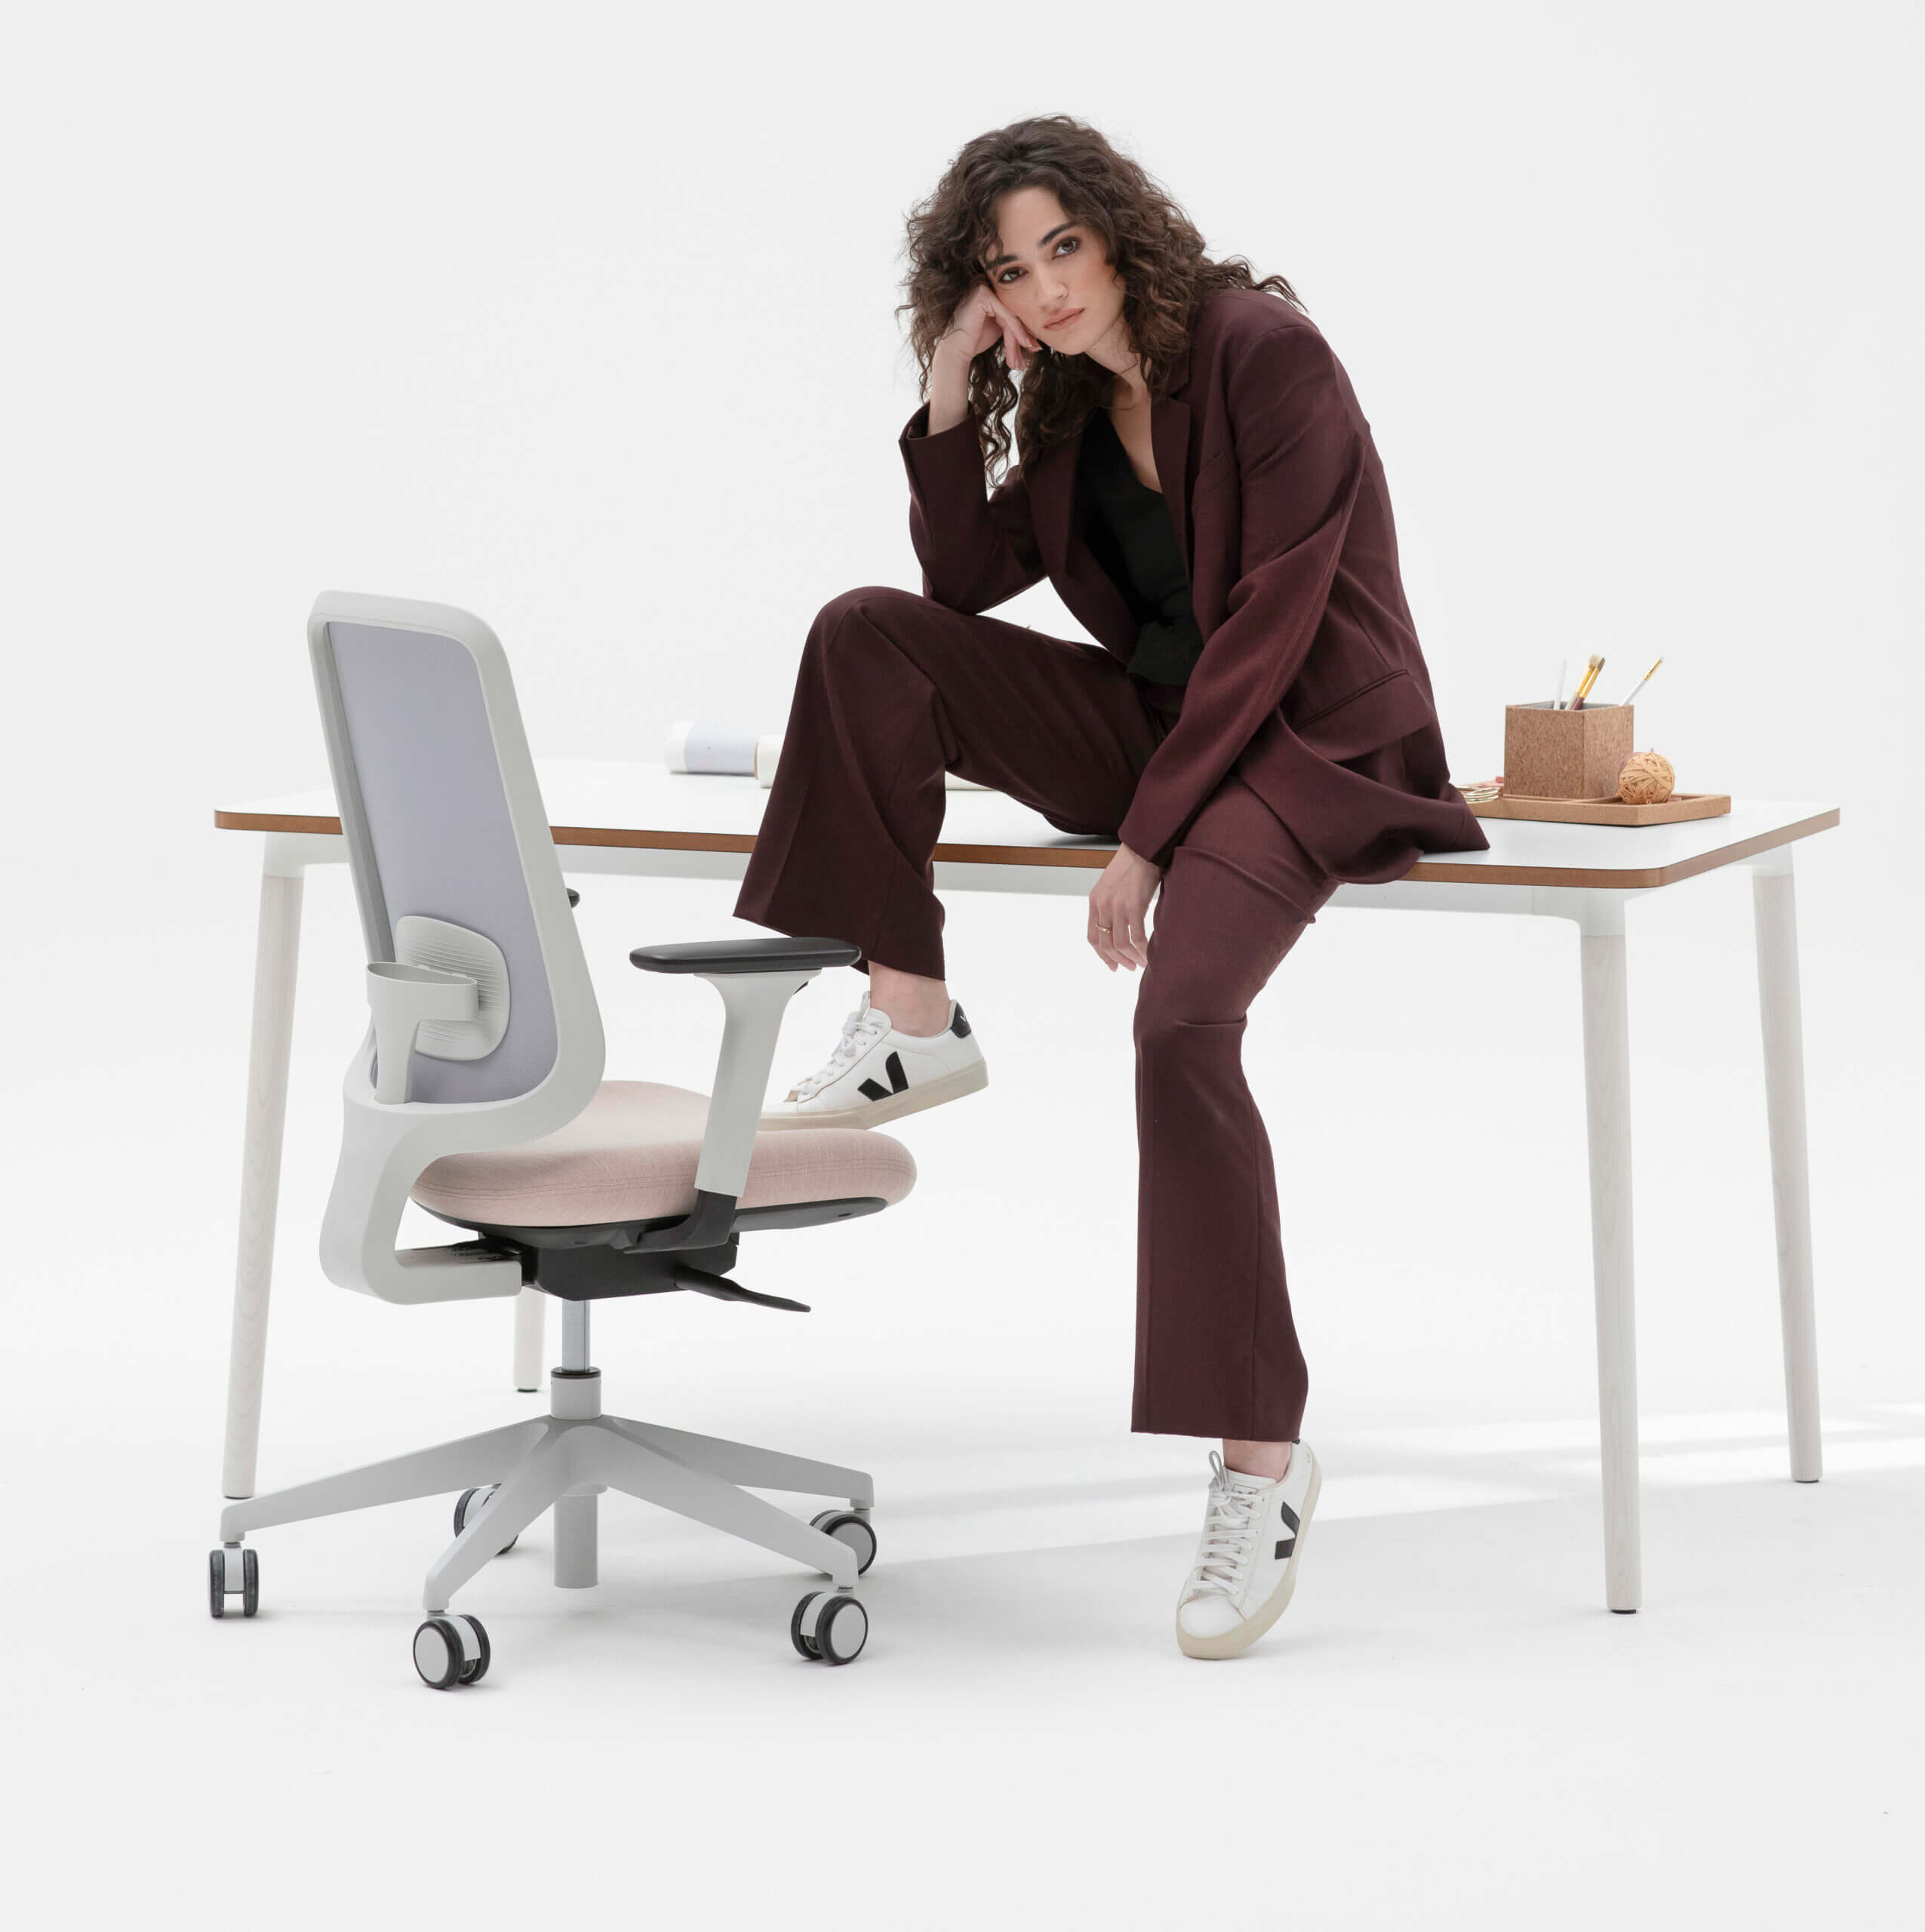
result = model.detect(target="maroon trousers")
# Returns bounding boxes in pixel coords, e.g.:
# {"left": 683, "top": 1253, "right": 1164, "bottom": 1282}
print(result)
{"left": 734, "top": 586, "right": 1337, "bottom": 1441}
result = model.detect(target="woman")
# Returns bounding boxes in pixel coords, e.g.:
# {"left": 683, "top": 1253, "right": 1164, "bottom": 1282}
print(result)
{"left": 733, "top": 115, "right": 1489, "bottom": 1659}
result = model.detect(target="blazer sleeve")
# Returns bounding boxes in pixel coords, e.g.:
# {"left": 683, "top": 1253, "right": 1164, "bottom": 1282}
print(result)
{"left": 1116, "top": 328, "right": 1368, "bottom": 872}
{"left": 899, "top": 400, "right": 1049, "bottom": 614}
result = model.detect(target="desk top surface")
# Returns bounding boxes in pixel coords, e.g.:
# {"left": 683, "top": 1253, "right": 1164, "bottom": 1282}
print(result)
{"left": 217, "top": 759, "right": 1838, "bottom": 891}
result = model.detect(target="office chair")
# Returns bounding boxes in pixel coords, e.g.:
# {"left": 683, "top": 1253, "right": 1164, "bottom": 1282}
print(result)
{"left": 209, "top": 590, "right": 915, "bottom": 1681}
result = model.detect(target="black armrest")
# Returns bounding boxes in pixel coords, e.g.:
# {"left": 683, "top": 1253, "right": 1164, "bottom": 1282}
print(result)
{"left": 629, "top": 936, "right": 861, "bottom": 975}
{"left": 566, "top": 888, "right": 580, "bottom": 908}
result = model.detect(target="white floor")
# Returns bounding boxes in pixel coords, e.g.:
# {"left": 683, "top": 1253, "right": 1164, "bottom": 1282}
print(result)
{"left": 5, "top": 860, "right": 1920, "bottom": 1927}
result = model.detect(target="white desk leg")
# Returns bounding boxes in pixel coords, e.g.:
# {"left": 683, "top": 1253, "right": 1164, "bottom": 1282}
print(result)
{"left": 1577, "top": 896, "right": 1642, "bottom": 1612}
{"left": 221, "top": 855, "right": 306, "bottom": 1500}
{"left": 1751, "top": 854, "right": 1822, "bottom": 1482}
{"left": 513, "top": 1287, "right": 546, "bottom": 1392}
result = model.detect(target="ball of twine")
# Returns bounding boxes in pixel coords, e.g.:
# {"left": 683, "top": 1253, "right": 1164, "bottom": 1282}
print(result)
{"left": 1618, "top": 750, "right": 1675, "bottom": 804}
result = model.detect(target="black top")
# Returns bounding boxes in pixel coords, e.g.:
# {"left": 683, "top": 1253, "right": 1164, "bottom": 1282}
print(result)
{"left": 1078, "top": 408, "right": 1205, "bottom": 687}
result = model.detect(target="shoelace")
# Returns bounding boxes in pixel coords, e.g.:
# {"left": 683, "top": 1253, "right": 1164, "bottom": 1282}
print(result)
{"left": 1189, "top": 1450, "right": 1265, "bottom": 1597}
{"left": 789, "top": 1001, "right": 893, "bottom": 1100}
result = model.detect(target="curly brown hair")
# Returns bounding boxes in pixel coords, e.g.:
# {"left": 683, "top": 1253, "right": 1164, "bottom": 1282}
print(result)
{"left": 896, "top": 114, "right": 1303, "bottom": 484}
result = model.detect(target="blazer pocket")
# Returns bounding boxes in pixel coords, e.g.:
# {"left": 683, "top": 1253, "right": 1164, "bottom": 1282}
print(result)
{"left": 1287, "top": 669, "right": 1433, "bottom": 761}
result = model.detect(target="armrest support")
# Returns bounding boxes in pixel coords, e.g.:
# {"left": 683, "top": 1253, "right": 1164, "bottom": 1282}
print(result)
{"left": 626, "top": 935, "right": 855, "bottom": 1229}
{"left": 631, "top": 937, "right": 860, "bottom": 976}
{"left": 686, "top": 968, "right": 815, "bottom": 1198}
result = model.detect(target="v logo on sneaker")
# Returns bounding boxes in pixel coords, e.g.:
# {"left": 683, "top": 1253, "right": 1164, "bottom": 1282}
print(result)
{"left": 1274, "top": 1497, "right": 1300, "bottom": 1561}
{"left": 857, "top": 1051, "right": 909, "bottom": 1103}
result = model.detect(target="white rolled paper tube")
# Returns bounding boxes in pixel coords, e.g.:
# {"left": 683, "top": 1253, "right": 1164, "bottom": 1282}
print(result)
{"left": 666, "top": 719, "right": 763, "bottom": 775}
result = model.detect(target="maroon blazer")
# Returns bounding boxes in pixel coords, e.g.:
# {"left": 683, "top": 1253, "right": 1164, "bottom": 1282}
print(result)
{"left": 897, "top": 286, "right": 1490, "bottom": 878}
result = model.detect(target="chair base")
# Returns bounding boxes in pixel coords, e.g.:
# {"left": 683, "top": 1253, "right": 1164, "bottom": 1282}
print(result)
{"left": 216, "top": 1367, "right": 875, "bottom": 1620}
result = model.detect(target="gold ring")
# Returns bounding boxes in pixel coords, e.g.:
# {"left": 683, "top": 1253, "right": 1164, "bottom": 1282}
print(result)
{"left": 1096, "top": 924, "right": 1112, "bottom": 934}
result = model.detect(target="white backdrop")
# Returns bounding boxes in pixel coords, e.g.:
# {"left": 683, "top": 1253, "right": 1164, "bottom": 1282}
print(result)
{"left": 3, "top": 3, "right": 1919, "bottom": 1924}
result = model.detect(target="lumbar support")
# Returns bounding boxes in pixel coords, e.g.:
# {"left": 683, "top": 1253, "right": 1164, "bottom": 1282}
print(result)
{"left": 394, "top": 915, "right": 512, "bottom": 1061}
{"left": 367, "top": 961, "right": 479, "bottom": 1103}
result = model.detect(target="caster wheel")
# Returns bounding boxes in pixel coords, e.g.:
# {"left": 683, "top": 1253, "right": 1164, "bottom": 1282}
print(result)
{"left": 414, "top": 1618, "right": 463, "bottom": 1688}
{"left": 454, "top": 1485, "right": 518, "bottom": 1555}
{"left": 208, "top": 1546, "right": 259, "bottom": 1619}
{"left": 790, "top": 1592, "right": 823, "bottom": 1659}
{"left": 789, "top": 1590, "right": 868, "bottom": 1665}
{"left": 810, "top": 1509, "right": 877, "bottom": 1576}
{"left": 815, "top": 1592, "right": 869, "bottom": 1664}
{"left": 457, "top": 1616, "right": 492, "bottom": 1684}
{"left": 414, "top": 1613, "right": 489, "bottom": 1689}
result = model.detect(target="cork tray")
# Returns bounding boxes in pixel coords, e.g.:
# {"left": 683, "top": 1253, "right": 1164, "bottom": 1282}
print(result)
{"left": 1460, "top": 789, "right": 1732, "bottom": 826}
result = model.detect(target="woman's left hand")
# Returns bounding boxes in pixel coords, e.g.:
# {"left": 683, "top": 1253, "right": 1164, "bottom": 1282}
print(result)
{"left": 1087, "top": 843, "right": 1162, "bottom": 971}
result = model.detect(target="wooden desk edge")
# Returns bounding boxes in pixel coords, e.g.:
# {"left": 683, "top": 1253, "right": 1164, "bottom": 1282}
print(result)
{"left": 214, "top": 804, "right": 1840, "bottom": 890}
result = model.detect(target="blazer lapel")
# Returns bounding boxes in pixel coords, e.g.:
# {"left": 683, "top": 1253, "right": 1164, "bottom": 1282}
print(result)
{"left": 1026, "top": 427, "right": 1078, "bottom": 580}
{"left": 1152, "top": 327, "right": 1195, "bottom": 583}
{"left": 1028, "top": 423, "right": 1138, "bottom": 656}
{"left": 1150, "top": 394, "right": 1192, "bottom": 586}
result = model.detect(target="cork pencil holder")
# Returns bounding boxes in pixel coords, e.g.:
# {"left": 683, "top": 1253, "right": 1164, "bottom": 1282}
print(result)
{"left": 1503, "top": 700, "right": 1634, "bottom": 800}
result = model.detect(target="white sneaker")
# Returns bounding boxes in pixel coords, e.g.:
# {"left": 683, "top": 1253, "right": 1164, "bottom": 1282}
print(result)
{"left": 758, "top": 989, "right": 988, "bottom": 1130}
{"left": 1175, "top": 1443, "right": 1321, "bottom": 1660}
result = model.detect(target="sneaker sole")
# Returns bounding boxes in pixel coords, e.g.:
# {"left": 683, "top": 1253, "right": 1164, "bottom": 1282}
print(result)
{"left": 757, "top": 1057, "right": 989, "bottom": 1131}
{"left": 1175, "top": 1453, "right": 1322, "bottom": 1661}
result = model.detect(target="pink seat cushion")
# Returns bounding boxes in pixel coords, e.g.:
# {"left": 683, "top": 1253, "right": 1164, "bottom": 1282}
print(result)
{"left": 411, "top": 1079, "right": 918, "bottom": 1229}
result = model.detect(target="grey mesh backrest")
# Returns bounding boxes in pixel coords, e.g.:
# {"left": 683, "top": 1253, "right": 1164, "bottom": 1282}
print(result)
{"left": 315, "top": 608, "right": 571, "bottom": 1104}
{"left": 307, "top": 592, "right": 605, "bottom": 1306}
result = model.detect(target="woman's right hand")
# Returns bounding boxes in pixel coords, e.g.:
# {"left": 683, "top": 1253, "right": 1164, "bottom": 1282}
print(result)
{"left": 938, "top": 285, "right": 1044, "bottom": 374}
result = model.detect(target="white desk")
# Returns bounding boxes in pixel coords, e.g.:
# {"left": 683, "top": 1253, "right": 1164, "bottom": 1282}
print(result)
{"left": 215, "top": 760, "right": 1840, "bottom": 1611}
